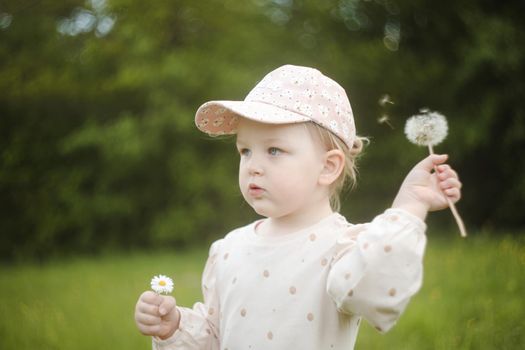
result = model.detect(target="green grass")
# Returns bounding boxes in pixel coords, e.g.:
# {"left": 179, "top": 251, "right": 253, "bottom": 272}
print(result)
{"left": 0, "top": 249, "right": 208, "bottom": 349}
{"left": 0, "top": 234, "right": 524, "bottom": 349}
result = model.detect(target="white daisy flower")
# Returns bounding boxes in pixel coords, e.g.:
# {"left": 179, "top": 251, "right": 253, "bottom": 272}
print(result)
{"left": 151, "top": 275, "right": 174, "bottom": 294}
{"left": 404, "top": 109, "right": 448, "bottom": 147}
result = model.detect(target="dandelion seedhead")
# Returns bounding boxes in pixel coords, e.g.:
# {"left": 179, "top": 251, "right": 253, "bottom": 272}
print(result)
{"left": 403, "top": 107, "right": 466, "bottom": 237}
{"left": 151, "top": 274, "right": 174, "bottom": 294}
{"left": 404, "top": 109, "right": 448, "bottom": 147}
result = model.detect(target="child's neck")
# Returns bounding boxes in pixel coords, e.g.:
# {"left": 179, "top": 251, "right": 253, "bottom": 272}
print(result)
{"left": 257, "top": 201, "right": 335, "bottom": 237}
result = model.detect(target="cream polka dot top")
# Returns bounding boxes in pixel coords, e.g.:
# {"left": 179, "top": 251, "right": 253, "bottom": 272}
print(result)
{"left": 153, "top": 209, "right": 426, "bottom": 350}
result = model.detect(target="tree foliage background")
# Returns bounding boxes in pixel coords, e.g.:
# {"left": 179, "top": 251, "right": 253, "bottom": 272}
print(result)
{"left": 1, "top": 0, "right": 524, "bottom": 261}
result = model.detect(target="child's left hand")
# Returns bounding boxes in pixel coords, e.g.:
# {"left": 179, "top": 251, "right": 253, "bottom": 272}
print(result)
{"left": 392, "top": 154, "right": 462, "bottom": 220}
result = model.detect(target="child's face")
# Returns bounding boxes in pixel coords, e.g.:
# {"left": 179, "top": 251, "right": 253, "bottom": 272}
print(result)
{"left": 236, "top": 119, "right": 328, "bottom": 219}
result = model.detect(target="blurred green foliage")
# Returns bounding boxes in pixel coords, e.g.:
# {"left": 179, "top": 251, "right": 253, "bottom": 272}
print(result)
{"left": 1, "top": 0, "right": 524, "bottom": 261}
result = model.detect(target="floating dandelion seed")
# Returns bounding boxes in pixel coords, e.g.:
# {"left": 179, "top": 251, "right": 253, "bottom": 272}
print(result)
{"left": 151, "top": 275, "right": 174, "bottom": 294}
{"left": 378, "top": 114, "right": 394, "bottom": 129}
{"left": 378, "top": 94, "right": 394, "bottom": 107}
{"left": 404, "top": 109, "right": 467, "bottom": 237}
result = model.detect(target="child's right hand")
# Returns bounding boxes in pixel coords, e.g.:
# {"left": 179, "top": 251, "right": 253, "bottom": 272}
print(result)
{"left": 134, "top": 291, "right": 180, "bottom": 340}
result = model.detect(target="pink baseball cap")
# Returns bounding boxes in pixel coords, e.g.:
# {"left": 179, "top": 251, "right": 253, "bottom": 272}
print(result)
{"left": 195, "top": 65, "right": 356, "bottom": 148}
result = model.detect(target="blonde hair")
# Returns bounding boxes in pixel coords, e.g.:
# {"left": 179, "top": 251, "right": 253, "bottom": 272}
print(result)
{"left": 306, "top": 123, "right": 368, "bottom": 212}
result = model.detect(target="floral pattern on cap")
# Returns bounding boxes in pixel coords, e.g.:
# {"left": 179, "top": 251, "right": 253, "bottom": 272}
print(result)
{"left": 195, "top": 65, "right": 356, "bottom": 148}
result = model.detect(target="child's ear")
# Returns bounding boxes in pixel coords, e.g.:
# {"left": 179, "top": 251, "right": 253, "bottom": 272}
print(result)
{"left": 319, "top": 150, "right": 345, "bottom": 186}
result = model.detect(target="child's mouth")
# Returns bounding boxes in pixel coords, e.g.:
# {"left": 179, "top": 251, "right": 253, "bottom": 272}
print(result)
{"left": 248, "top": 184, "right": 264, "bottom": 197}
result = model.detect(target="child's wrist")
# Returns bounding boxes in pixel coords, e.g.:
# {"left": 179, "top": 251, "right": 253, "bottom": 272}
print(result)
{"left": 391, "top": 196, "right": 429, "bottom": 220}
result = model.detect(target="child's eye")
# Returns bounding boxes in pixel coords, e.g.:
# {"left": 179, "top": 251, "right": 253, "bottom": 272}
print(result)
{"left": 268, "top": 147, "right": 282, "bottom": 156}
{"left": 239, "top": 148, "right": 251, "bottom": 157}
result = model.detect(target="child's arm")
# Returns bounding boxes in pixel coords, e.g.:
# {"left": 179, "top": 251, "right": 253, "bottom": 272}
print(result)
{"left": 392, "top": 153, "right": 462, "bottom": 220}
{"left": 134, "top": 241, "right": 223, "bottom": 350}
{"left": 327, "top": 154, "right": 462, "bottom": 333}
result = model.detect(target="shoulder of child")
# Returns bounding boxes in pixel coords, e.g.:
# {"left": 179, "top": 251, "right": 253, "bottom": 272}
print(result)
{"left": 207, "top": 221, "right": 256, "bottom": 254}
{"left": 223, "top": 221, "right": 255, "bottom": 241}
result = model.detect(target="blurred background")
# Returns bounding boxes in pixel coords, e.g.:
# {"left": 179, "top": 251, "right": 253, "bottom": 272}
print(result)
{"left": 0, "top": 0, "right": 524, "bottom": 348}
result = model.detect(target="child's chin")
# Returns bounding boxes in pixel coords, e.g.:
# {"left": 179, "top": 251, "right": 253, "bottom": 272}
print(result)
{"left": 248, "top": 204, "right": 273, "bottom": 218}
{"left": 251, "top": 207, "right": 269, "bottom": 217}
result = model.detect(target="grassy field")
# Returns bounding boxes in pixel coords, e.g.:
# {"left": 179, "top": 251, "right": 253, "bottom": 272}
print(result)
{"left": 0, "top": 233, "right": 523, "bottom": 349}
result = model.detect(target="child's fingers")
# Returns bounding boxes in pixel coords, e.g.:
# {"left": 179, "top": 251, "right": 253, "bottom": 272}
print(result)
{"left": 439, "top": 177, "right": 462, "bottom": 190}
{"left": 140, "top": 291, "right": 163, "bottom": 305}
{"left": 444, "top": 187, "right": 461, "bottom": 201}
{"left": 417, "top": 154, "right": 448, "bottom": 172}
{"left": 437, "top": 165, "right": 459, "bottom": 180}
{"left": 138, "top": 324, "right": 163, "bottom": 336}
{"left": 136, "top": 312, "right": 161, "bottom": 326}
{"left": 137, "top": 301, "right": 159, "bottom": 316}
{"left": 159, "top": 296, "right": 177, "bottom": 316}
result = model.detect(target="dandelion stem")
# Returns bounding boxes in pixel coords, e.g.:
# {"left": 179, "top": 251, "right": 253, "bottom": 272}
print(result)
{"left": 428, "top": 145, "right": 467, "bottom": 237}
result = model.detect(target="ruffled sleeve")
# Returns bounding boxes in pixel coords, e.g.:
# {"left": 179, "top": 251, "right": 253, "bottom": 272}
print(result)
{"left": 326, "top": 208, "right": 427, "bottom": 333}
{"left": 152, "top": 240, "right": 222, "bottom": 350}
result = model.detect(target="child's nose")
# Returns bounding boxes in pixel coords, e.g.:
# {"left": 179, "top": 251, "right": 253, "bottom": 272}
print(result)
{"left": 247, "top": 155, "right": 264, "bottom": 176}
{"left": 249, "top": 166, "right": 263, "bottom": 176}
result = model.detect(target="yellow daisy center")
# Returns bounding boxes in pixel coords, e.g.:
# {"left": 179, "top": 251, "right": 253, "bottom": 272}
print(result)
{"left": 159, "top": 280, "right": 166, "bottom": 286}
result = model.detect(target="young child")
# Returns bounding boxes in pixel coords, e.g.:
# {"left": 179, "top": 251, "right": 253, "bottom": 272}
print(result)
{"left": 134, "top": 65, "right": 462, "bottom": 349}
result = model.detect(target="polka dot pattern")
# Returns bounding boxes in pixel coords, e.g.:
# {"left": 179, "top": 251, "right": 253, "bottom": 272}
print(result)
{"left": 176, "top": 208, "right": 426, "bottom": 349}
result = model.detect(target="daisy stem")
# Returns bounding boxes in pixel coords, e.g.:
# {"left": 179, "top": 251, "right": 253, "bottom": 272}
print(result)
{"left": 428, "top": 145, "right": 467, "bottom": 237}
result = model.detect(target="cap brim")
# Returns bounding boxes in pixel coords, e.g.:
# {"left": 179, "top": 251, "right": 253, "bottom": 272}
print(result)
{"left": 195, "top": 100, "right": 311, "bottom": 135}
